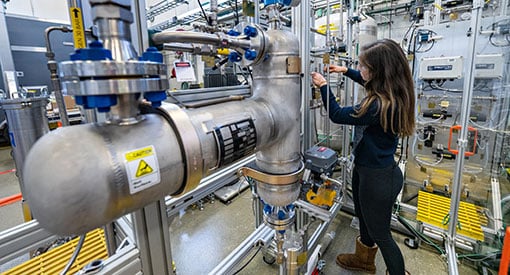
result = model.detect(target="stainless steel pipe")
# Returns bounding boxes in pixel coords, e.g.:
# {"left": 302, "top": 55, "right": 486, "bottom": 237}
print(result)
{"left": 152, "top": 31, "right": 251, "bottom": 50}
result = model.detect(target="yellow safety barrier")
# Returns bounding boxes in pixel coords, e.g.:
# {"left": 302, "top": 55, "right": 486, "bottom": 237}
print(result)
{"left": 1, "top": 228, "right": 108, "bottom": 275}
{"left": 417, "top": 191, "right": 485, "bottom": 241}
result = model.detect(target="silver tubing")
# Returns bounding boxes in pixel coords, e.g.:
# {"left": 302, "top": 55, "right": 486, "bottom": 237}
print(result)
{"left": 152, "top": 31, "right": 251, "bottom": 49}
{"left": 446, "top": 0, "right": 483, "bottom": 273}
{"left": 324, "top": 0, "right": 332, "bottom": 148}
{"left": 300, "top": 1, "right": 312, "bottom": 151}
{"left": 491, "top": 177, "right": 503, "bottom": 232}
{"left": 45, "top": 26, "right": 71, "bottom": 126}
{"left": 210, "top": 0, "right": 218, "bottom": 27}
{"left": 254, "top": 0, "right": 260, "bottom": 24}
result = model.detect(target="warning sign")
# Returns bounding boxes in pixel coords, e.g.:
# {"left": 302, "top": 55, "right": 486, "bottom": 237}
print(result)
{"left": 69, "top": 7, "right": 86, "bottom": 49}
{"left": 124, "top": 146, "right": 160, "bottom": 194}
{"left": 136, "top": 160, "right": 153, "bottom": 177}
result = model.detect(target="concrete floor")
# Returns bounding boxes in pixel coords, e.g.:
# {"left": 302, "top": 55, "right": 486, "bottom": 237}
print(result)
{"left": 0, "top": 146, "right": 481, "bottom": 274}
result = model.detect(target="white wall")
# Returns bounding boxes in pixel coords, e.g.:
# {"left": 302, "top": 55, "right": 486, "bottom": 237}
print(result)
{"left": 4, "top": 0, "right": 70, "bottom": 22}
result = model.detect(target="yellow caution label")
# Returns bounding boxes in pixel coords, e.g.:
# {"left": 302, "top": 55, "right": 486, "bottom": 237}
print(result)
{"left": 125, "top": 146, "right": 154, "bottom": 161}
{"left": 125, "top": 145, "right": 160, "bottom": 194}
{"left": 136, "top": 159, "right": 153, "bottom": 177}
{"left": 69, "top": 7, "right": 86, "bottom": 49}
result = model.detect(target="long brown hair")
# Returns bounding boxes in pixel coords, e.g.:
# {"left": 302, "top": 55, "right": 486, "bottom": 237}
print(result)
{"left": 354, "top": 39, "right": 415, "bottom": 136}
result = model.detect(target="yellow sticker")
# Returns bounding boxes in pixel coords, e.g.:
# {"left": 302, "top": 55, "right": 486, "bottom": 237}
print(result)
{"left": 125, "top": 146, "right": 154, "bottom": 161}
{"left": 69, "top": 7, "right": 86, "bottom": 49}
{"left": 125, "top": 146, "right": 160, "bottom": 194}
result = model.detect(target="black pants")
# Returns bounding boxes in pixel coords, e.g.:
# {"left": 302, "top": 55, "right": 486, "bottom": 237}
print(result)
{"left": 352, "top": 163, "right": 405, "bottom": 275}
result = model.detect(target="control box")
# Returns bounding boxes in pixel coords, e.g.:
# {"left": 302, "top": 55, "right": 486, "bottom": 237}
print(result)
{"left": 304, "top": 146, "right": 338, "bottom": 174}
{"left": 475, "top": 54, "right": 504, "bottom": 79}
{"left": 419, "top": 56, "right": 463, "bottom": 80}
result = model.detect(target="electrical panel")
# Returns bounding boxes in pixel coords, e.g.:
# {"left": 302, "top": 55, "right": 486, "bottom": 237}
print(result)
{"left": 475, "top": 53, "right": 504, "bottom": 79}
{"left": 418, "top": 56, "right": 463, "bottom": 80}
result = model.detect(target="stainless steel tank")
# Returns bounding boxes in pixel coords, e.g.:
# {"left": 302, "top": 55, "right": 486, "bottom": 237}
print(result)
{"left": 0, "top": 96, "right": 49, "bottom": 194}
{"left": 252, "top": 29, "right": 301, "bottom": 175}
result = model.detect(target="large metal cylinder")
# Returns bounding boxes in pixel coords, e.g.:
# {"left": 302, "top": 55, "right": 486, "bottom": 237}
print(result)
{"left": 0, "top": 96, "right": 49, "bottom": 194}
{"left": 23, "top": 113, "right": 184, "bottom": 235}
{"left": 252, "top": 29, "right": 301, "bottom": 175}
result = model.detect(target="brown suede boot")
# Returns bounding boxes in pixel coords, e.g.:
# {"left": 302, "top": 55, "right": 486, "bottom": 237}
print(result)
{"left": 336, "top": 236, "right": 378, "bottom": 274}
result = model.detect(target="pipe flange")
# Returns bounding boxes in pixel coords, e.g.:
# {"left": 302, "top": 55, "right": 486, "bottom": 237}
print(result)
{"left": 239, "top": 25, "right": 268, "bottom": 67}
{"left": 263, "top": 211, "right": 295, "bottom": 231}
{"left": 59, "top": 60, "right": 168, "bottom": 96}
{"left": 159, "top": 103, "right": 203, "bottom": 195}
{"left": 60, "top": 61, "right": 166, "bottom": 79}
{"left": 238, "top": 164, "right": 304, "bottom": 185}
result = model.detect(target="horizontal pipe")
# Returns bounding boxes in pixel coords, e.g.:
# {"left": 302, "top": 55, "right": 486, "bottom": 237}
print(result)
{"left": 152, "top": 31, "right": 251, "bottom": 49}
{"left": 23, "top": 114, "right": 185, "bottom": 235}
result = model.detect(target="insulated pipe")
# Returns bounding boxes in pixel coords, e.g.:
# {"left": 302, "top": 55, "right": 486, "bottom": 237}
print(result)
{"left": 23, "top": 85, "right": 293, "bottom": 235}
{"left": 23, "top": 114, "right": 185, "bottom": 235}
{"left": 152, "top": 31, "right": 251, "bottom": 50}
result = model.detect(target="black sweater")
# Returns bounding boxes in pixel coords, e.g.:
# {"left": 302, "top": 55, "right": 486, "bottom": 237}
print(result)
{"left": 319, "top": 69, "right": 398, "bottom": 168}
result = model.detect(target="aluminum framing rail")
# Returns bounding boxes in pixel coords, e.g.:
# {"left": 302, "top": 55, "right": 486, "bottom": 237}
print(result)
{"left": 208, "top": 224, "right": 274, "bottom": 274}
{"left": 147, "top": 0, "right": 189, "bottom": 22}
{"left": 166, "top": 154, "right": 256, "bottom": 217}
{"left": 0, "top": 220, "right": 56, "bottom": 264}
{"left": 97, "top": 243, "right": 143, "bottom": 274}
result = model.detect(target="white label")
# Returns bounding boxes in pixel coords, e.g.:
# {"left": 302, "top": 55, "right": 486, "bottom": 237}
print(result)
{"left": 124, "top": 145, "right": 160, "bottom": 194}
{"left": 174, "top": 60, "right": 196, "bottom": 82}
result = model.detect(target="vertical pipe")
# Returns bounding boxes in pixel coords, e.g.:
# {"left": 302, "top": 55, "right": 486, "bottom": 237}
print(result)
{"left": 45, "top": 26, "right": 71, "bottom": 127}
{"left": 501, "top": 0, "right": 508, "bottom": 16}
{"left": 324, "top": 0, "right": 331, "bottom": 147}
{"left": 299, "top": 2, "right": 312, "bottom": 151}
{"left": 433, "top": 0, "right": 441, "bottom": 25}
{"left": 254, "top": 0, "right": 260, "bottom": 25}
{"left": 446, "top": 0, "right": 483, "bottom": 273}
{"left": 209, "top": 0, "right": 218, "bottom": 27}
{"left": 131, "top": 0, "right": 149, "bottom": 53}
{"left": 338, "top": 3, "right": 344, "bottom": 42}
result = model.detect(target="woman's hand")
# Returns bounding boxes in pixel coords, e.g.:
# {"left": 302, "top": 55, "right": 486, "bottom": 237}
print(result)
{"left": 311, "top": 72, "right": 328, "bottom": 87}
{"left": 324, "top": 64, "right": 348, "bottom": 74}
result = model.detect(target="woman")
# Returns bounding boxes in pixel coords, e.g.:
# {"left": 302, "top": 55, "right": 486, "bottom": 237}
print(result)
{"left": 311, "top": 39, "right": 415, "bottom": 275}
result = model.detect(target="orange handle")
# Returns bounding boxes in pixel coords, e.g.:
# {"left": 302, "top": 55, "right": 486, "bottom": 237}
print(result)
{"left": 447, "top": 125, "right": 477, "bottom": 157}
